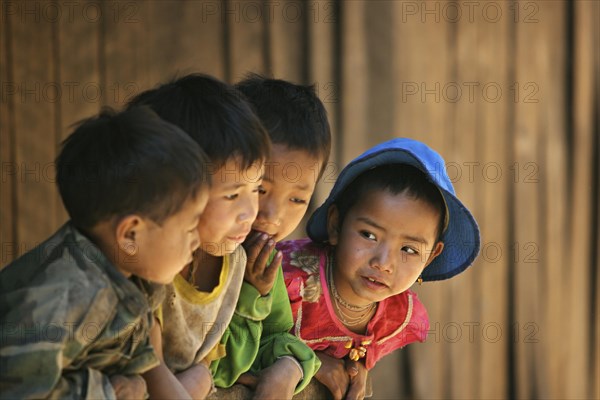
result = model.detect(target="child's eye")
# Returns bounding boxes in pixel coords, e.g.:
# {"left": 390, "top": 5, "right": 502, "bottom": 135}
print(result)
{"left": 252, "top": 184, "right": 264, "bottom": 194}
{"left": 402, "top": 246, "right": 418, "bottom": 255}
{"left": 360, "top": 231, "right": 377, "bottom": 241}
{"left": 290, "top": 197, "right": 307, "bottom": 204}
{"left": 225, "top": 193, "right": 239, "bottom": 200}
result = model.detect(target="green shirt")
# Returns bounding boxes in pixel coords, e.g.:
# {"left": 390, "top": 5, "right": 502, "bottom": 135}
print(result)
{"left": 210, "top": 251, "right": 321, "bottom": 394}
{"left": 0, "top": 222, "right": 162, "bottom": 399}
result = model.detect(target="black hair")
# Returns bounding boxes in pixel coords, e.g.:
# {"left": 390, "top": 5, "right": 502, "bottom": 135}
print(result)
{"left": 334, "top": 164, "right": 446, "bottom": 242}
{"left": 56, "top": 106, "right": 210, "bottom": 231}
{"left": 235, "top": 74, "right": 331, "bottom": 175}
{"left": 127, "top": 73, "right": 270, "bottom": 170}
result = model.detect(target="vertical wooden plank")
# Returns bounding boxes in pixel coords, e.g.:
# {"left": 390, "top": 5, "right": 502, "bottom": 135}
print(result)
{"left": 446, "top": 9, "right": 479, "bottom": 399}
{"left": 306, "top": 0, "right": 337, "bottom": 222}
{"left": 593, "top": 5, "right": 600, "bottom": 395}
{"left": 269, "top": 0, "right": 303, "bottom": 81}
{"left": 512, "top": 1, "right": 546, "bottom": 397}
{"left": 334, "top": 0, "right": 397, "bottom": 156}
{"left": 370, "top": 352, "right": 405, "bottom": 400}
{"left": 392, "top": 1, "right": 451, "bottom": 152}
{"left": 227, "top": 0, "right": 266, "bottom": 82}
{"left": 476, "top": 1, "right": 510, "bottom": 398}
{"left": 10, "top": 0, "right": 59, "bottom": 256}
{"left": 56, "top": 0, "right": 102, "bottom": 226}
{"left": 538, "top": 2, "right": 569, "bottom": 399}
{"left": 102, "top": 0, "right": 151, "bottom": 109}
{"left": 340, "top": 0, "right": 368, "bottom": 163}
{"left": 340, "top": 0, "right": 407, "bottom": 151}
{"left": 391, "top": 1, "right": 452, "bottom": 398}
{"left": 1, "top": 0, "right": 17, "bottom": 267}
{"left": 569, "top": 1, "right": 597, "bottom": 399}
{"left": 595, "top": 216, "right": 600, "bottom": 400}
{"left": 363, "top": 0, "right": 394, "bottom": 146}
{"left": 146, "top": 0, "right": 226, "bottom": 83}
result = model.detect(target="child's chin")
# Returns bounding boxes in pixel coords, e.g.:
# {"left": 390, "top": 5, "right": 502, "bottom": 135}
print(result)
{"left": 199, "top": 241, "right": 240, "bottom": 256}
{"left": 213, "top": 241, "right": 240, "bottom": 256}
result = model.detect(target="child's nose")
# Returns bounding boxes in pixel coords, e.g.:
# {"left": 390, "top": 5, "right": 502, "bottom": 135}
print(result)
{"left": 257, "top": 196, "right": 282, "bottom": 227}
{"left": 372, "top": 246, "right": 396, "bottom": 273}
{"left": 237, "top": 195, "right": 259, "bottom": 223}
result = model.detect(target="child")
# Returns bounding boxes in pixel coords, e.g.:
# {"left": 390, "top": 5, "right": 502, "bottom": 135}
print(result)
{"left": 209, "top": 75, "right": 332, "bottom": 398}
{"left": 280, "top": 138, "right": 481, "bottom": 399}
{"left": 0, "top": 107, "right": 210, "bottom": 399}
{"left": 127, "top": 74, "right": 271, "bottom": 399}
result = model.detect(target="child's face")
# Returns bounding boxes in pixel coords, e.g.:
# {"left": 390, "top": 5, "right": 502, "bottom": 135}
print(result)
{"left": 198, "top": 156, "right": 264, "bottom": 256}
{"left": 327, "top": 189, "right": 444, "bottom": 305}
{"left": 253, "top": 144, "right": 322, "bottom": 242}
{"left": 131, "top": 192, "right": 208, "bottom": 284}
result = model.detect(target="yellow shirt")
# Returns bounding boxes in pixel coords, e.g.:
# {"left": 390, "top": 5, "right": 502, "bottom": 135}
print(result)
{"left": 157, "top": 246, "right": 247, "bottom": 373}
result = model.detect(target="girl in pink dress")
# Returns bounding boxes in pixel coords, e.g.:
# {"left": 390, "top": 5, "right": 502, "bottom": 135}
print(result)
{"left": 280, "top": 138, "right": 480, "bottom": 399}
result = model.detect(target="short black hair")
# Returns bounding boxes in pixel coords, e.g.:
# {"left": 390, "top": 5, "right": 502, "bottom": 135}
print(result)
{"left": 56, "top": 107, "right": 210, "bottom": 231}
{"left": 235, "top": 74, "right": 331, "bottom": 173}
{"left": 334, "top": 164, "right": 446, "bottom": 242}
{"left": 128, "top": 73, "right": 270, "bottom": 170}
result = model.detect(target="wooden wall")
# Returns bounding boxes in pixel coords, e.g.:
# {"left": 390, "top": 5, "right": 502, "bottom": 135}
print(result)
{"left": 1, "top": 1, "right": 598, "bottom": 399}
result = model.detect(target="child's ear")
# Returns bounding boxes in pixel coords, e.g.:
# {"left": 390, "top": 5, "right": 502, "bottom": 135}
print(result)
{"left": 326, "top": 205, "right": 340, "bottom": 246}
{"left": 115, "top": 215, "right": 143, "bottom": 256}
{"left": 424, "top": 241, "right": 445, "bottom": 267}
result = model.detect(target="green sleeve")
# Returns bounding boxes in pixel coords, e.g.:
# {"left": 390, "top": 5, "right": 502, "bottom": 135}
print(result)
{"left": 251, "top": 265, "right": 321, "bottom": 394}
{"left": 210, "top": 279, "right": 273, "bottom": 388}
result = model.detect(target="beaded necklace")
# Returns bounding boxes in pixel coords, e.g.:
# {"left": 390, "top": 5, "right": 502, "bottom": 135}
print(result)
{"left": 327, "top": 257, "right": 377, "bottom": 327}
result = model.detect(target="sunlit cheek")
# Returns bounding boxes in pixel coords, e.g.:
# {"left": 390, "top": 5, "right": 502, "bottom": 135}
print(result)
{"left": 288, "top": 207, "right": 304, "bottom": 223}
{"left": 407, "top": 256, "right": 425, "bottom": 280}
{"left": 185, "top": 238, "right": 192, "bottom": 255}
{"left": 198, "top": 226, "right": 218, "bottom": 246}
{"left": 251, "top": 195, "right": 261, "bottom": 217}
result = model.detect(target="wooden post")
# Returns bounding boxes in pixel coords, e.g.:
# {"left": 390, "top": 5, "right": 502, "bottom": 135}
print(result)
{"left": 10, "top": 1, "right": 59, "bottom": 255}
{"left": 1, "top": 3, "right": 17, "bottom": 268}
{"left": 476, "top": 1, "right": 510, "bottom": 398}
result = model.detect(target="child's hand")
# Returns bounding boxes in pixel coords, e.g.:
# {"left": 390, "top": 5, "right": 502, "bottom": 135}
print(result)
{"left": 242, "top": 231, "right": 282, "bottom": 296}
{"left": 252, "top": 357, "right": 301, "bottom": 400}
{"left": 315, "top": 351, "right": 350, "bottom": 400}
{"left": 186, "top": 362, "right": 214, "bottom": 399}
{"left": 110, "top": 374, "right": 147, "bottom": 400}
{"left": 345, "top": 359, "right": 368, "bottom": 400}
{"left": 236, "top": 372, "right": 259, "bottom": 389}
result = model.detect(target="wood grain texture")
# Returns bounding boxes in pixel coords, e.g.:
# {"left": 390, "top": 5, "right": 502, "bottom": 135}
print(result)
{"left": 227, "top": 0, "right": 266, "bottom": 81}
{"left": 538, "top": 2, "right": 569, "bottom": 398}
{"left": 569, "top": 1, "right": 598, "bottom": 398}
{"left": 476, "top": 2, "right": 510, "bottom": 398}
{"left": 1, "top": 2, "right": 598, "bottom": 399}
{"left": 146, "top": 0, "right": 226, "bottom": 82}
{"left": 11, "top": 2, "right": 58, "bottom": 256}
{"left": 1, "top": 0, "right": 17, "bottom": 267}
{"left": 56, "top": 0, "right": 101, "bottom": 225}
{"left": 446, "top": 10, "right": 479, "bottom": 399}
{"left": 102, "top": 0, "right": 151, "bottom": 108}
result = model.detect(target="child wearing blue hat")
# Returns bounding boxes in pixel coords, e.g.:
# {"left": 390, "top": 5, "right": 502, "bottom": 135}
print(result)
{"left": 279, "top": 138, "right": 480, "bottom": 398}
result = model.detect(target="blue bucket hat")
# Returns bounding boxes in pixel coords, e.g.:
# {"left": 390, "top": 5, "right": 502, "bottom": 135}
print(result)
{"left": 307, "top": 138, "right": 480, "bottom": 281}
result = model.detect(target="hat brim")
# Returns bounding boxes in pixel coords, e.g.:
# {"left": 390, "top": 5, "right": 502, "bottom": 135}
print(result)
{"left": 307, "top": 147, "right": 480, "bottom": 281}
